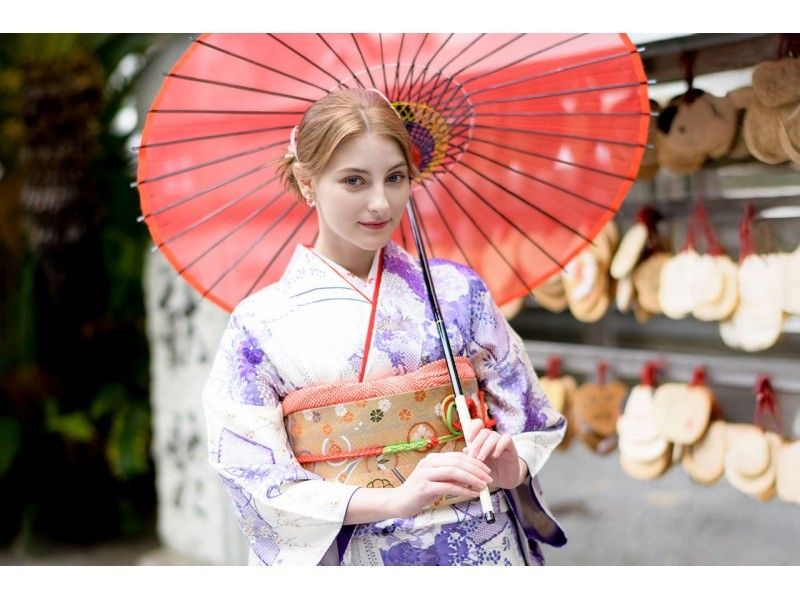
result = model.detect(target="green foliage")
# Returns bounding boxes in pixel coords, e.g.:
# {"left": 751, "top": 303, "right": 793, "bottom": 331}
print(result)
{"left": 106, "top": 402, "right": 151, "bottom": 481}
{"left": 0, "top": 416, "right": 22, "bottom": 478}
{"left": 43, "top": 397, "right": 96, "bottom": 443}
{"left": 0, "top": 33, "right": 168, "bottom": 546}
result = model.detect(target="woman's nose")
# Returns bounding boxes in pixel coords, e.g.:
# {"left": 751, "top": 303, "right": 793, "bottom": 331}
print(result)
{"left": 368, "top": 188, "right": 391, "bottom": 211}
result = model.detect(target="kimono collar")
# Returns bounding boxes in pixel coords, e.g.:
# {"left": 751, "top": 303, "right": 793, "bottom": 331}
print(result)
{"left": 279, "top": 239, "right": 412, "bottom": 295}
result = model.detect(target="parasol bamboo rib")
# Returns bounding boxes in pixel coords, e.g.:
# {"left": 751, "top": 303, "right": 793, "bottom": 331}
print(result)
{"left": 396, "top": 33, "right": 429, "bottom": 99}
{"left": 465, "top": 122, "right": 649, "bottom": 148}
{"left": 134, "top": 125, "right": 288, "bottom": 150}
{"left": 427, "top": 173, "right": 533, "bottom": 294}
{"left": 392, "top": 33, "right": 405, "bottom": 99}
{"left": 433, "top": 33, "right": 530, "bottom": 108}
{"left": 465, "top": 48, "right": 641, "bottom": 96}
{"left": 349, "top": 33, "right": 378, "bottom": 90}
{"left": 246, "top": 207, "right": 316, "bottom": 298}
{"left": 137, "top": 141, "right": 285, "bottom": 186}
{"left": 462, "top": 145, "right": 629, "bottom": 206}
{"left": 202, "top": 197, "right": 301, "bottom": 298}
{"left": 317, "top": 33, "right": 367, "bottom": 89}
{"left": 165, "top": 72, "right": 317, "bottom": 103}
{"left": 424, "top": 33, "right": 584, "bottom": 108}
{"left": 195, "top": 38, "right": 332, "bottom": 93}
{"left": 444, "top": 169, "right": 567, "bottom": 272}
{"left": 178, "top": 188, "right": 289, "bottom": 276}
{"left": 138, "top": 162, "right": 272, "bottom": 221}
{"left": 417, "top": 34, "right": 485, "bottom": 106}
{"left": 149, "top": 109, "right": 305, "bottom": 115}
{"left": 467, "top": 135, "right": 635, "bottom": 182}
{"left": 417, "top": 181, "right": 475, "bottom": 270}
{"left": 266, "top": 33, "right": 344, "bottom": 86}
{"left": 456, "top": 159, "right": 598, "bottom": 245}
{"left": 152, "top": 176, "right": 277, "bottom": 251}
{"left": 446, "top": 134, "right": 633, "bottom": 185}
{"left": 406, "top": 34, "right": 455, "bottom": 99}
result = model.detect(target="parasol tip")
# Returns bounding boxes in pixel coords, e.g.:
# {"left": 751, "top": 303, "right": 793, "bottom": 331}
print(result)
{"left": 637, "top": 46, "right": 647, "bottom": 53}
{"left": 129, "top": 181, "right": 138, "bottom": 189}
{"left": 136, "top": 214, "right": 146, "bottom": 223}
{"left": 484, "top": 511, "right": 496, "bottom": 524}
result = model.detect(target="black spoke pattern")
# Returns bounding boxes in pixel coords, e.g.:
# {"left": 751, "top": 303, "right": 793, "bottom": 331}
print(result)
{"left": 165, "top": 72, "right": 316, "bottom": 103}
{"left": 464, "top": 135, "right": 634, "bottom": 185}
{"left": 182, "top": 188, "right": 289, "bottom": 278}
{"left": 139, "top": 33, "right": 648, "bottom": 308}
{"left": 137, "top": 140, "right": 286, "bottom": 186}
{"left": 156, "top": 176, "right": 278, "bottom": 249}
{"left": 245, "top": 207, "right": 315, "bottom": 300}
{"left": 196, "top": 38, "right": 331, "bottom": 93}
{"left": 433, "top": 170, "right": 565, "bottom": 280}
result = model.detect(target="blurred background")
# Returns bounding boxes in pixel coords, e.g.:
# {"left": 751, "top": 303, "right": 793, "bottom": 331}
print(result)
{"left": 0, "top": 33, "right": 798, "bottom": 565}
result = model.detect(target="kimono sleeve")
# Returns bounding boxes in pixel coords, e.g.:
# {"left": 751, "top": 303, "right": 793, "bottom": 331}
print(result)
{"left": 201, "top": 300, "right": 359, "bottom": 566}
{"left": 466, "top": 275, "right": 567, "bottom": 547}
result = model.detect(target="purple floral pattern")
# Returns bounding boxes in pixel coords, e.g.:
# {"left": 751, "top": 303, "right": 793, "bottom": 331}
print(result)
{"left": 203, "top": 238, "right": 566, "bottom": 566}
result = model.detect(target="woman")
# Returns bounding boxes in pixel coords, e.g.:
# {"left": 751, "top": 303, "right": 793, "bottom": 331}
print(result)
{"left": 201, "top": 88, "right": 567, "bottom": 566}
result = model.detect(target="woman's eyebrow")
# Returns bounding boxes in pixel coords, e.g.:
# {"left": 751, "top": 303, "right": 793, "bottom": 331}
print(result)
{"left": 335, "top": 162, "right": 407, "bottom": 175}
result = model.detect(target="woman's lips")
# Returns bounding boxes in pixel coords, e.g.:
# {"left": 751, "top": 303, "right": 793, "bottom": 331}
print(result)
{"left": 359, "top": 220, "right": 388, "bottom": 230}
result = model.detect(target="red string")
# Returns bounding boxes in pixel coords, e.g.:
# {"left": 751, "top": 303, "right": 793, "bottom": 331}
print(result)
{"left": 597, "top": 361, "right": 608, "bottom": 387}
{"left": 690, "top": 366, "right": 707, "bottom": 386}
{"left": 682, "top": 209, "right": 697, "bottom": 252}
{"left": 636, "top": 206, "right": 661, "bottom": 230}
{"left": 636, "top": 206, "right": 664, "bottom": 255}
{"left": 450, "top": 391, "right": 495, "bottom": 432}
{"left": 546, "top": 355, "right": 562, "bottom": 379}
{"left": 739, "top": 203, "right": 756, "bottom": 262}
{"left": 640, "top": 361, "right": 659, "bottom": 387}
{"left": 753, "top": 375, "right": 785, "bottom": 436}
{"left": 694, "top": 201, "right": 723, "bottom": 256}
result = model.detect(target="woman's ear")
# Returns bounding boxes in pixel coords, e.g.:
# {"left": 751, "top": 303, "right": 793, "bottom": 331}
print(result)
{"left": 292, "top": 162, "right": 315, "bottom": 199}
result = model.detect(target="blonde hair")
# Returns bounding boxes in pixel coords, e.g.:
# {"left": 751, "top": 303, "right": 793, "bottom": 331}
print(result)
{"left": 274, "top": 88, "right": 419, "bottom": 202}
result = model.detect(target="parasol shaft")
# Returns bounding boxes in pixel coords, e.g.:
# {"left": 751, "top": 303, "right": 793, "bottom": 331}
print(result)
{"left": 405, "top": 197, "right": 496, "bottom": 524}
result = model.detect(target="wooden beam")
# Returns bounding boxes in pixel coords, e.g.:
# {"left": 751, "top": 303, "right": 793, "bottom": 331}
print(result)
{"left": 641, "top": 33, "right": 783, "bottom": 84}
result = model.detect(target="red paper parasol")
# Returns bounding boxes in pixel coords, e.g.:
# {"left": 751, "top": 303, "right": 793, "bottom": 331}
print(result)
{"left": 137, "top": 33, "right": 650, "bottom": 313}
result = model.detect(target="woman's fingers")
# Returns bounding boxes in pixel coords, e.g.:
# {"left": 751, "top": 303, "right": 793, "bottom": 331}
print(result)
{"left": 463, "top": 418, "right": 485, "bottom": 442}
{"left": 466, "top": 428, "right": 493, "bottom": 458}
{"left": 428, "top": 482, "right": 483, "bottom": 499}
{"left": 492, "top": 434, "right": 513, "bottom": 458}
{"left": 423, "top": 451, "right": 491, "bottom": 474}
{"left": 426, "top": 465, "right": 492, "bottom": 488}
{"left": 476, "top": 433, "right": 502, "bottom": 462}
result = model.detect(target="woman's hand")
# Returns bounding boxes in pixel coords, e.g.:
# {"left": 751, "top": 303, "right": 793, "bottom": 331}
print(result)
{"left": 461, "top": 419, "right": 525, "bottom": 489}
{"left": 390, "top": 451, "right": 494, "bottom": 518}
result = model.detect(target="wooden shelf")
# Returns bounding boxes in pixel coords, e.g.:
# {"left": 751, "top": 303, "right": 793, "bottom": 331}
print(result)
{"left": 523, "top": 339, "right": 800, "bottom": 395}
{"left": 640, "top": 33, "right": 788, "bottom": 83}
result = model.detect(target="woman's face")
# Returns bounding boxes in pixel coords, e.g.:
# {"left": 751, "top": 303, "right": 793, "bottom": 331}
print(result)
{"left": 302, "top": 131, "right": 411, "bottom": 259}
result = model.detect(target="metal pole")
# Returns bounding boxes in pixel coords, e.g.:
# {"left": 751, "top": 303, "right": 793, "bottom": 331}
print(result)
{"left": 405, "top": 197, "right": 496, "bottom": 524}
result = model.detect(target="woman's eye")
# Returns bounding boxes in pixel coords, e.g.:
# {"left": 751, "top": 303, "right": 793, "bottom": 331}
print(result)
{"left": 388, "top": 173, "right": 407, "bottom": 183}
{"left": 343, "top": 176, "right": 363, "bottom": 186}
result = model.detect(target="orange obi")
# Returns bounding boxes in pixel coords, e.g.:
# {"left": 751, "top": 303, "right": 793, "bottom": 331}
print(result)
{"left": 283, "top": 357, "right": 496, "bottom": 508}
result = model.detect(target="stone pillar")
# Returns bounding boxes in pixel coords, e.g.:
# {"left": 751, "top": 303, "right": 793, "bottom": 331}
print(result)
{"left": 141, "top": 247, "right": 248, "bottom": 565}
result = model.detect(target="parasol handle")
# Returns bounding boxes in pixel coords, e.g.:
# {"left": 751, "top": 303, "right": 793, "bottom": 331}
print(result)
{"left": 453, "top": 392, "right": 495, "bottom": 518}
{"left": 406, "top": 198, "right": 496, "bottom": 524}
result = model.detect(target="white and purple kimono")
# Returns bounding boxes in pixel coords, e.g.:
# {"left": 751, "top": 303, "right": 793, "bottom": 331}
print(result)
{"left": 201, "top": 239, "right": 567, "bottom": 566}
